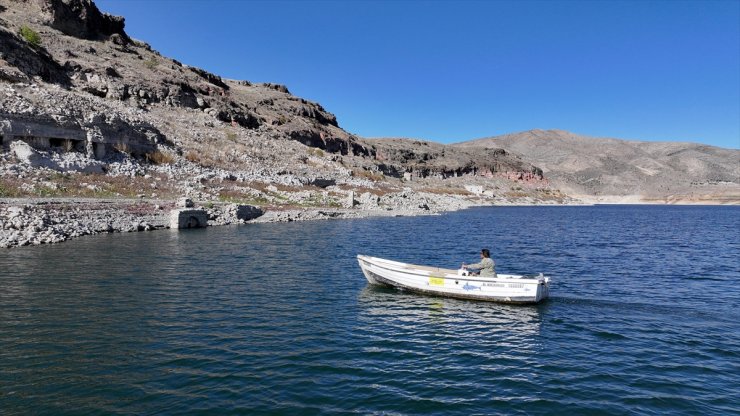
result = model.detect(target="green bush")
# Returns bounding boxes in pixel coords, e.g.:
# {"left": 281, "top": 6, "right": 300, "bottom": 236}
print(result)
{"left": 19, "top": 25, "right": 41, "bottom": 47}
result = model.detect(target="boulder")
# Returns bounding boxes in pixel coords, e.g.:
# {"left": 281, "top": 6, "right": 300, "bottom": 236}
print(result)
{"left": 10, "top": 140, "right": 59, "bottom": 169}
{"left": 307, "top": 178, "right": 336, "bottom": 188}
{"left": 358, "top": 192, "right": 380, "bottom": 208}
{"left": 226, "top": 204, "right": 263, "bottom": 222}
{"left": 178, "top": 197, "right": 194, "bottom": 208}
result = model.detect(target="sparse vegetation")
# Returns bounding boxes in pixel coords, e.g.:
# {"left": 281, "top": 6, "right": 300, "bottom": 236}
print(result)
{"left": 19, "top": 25, "right": 41, "bottom": 47}
{"left": 225, "top": 131, "right": 238, "bottom": 142}
{"left": 143, "top": 56, "right": 159, "bottom": 70}
{"left": 179, "top": 141, "right": 258, "bottom": 170}
{"left": 218, "top": 190, "right": 270, "bottom": 206}
{"left": 0, "top": 172, "right": 179, "bottom": 199}
{"left": 0, "top": 180, "right": 21, "bottom": 197}
{"left": 352, "top": 169, "right": 385, "bottom": 182}
{"left": 505, "top": 191, "right": 529, "bottom": 198}
{"left": 34, "top": 184, "right": 64, "bottom": 197}
{"left": 307, "top": 148, "right": 324, "bottom": 157}
{"left": 420, "top": 187, "right": 472, "bottom": 196}
{"left": 185, "top": 150, "right": 200, "bottom": 163}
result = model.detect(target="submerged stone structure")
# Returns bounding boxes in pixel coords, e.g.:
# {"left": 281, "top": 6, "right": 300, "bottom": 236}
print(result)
{"left": 169, "top": 209, "right": 208, "bottom": 229}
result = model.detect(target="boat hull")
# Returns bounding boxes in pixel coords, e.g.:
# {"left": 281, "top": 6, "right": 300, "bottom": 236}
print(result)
{"left": 358, "top": 255, "right": 550, "bottom": 304}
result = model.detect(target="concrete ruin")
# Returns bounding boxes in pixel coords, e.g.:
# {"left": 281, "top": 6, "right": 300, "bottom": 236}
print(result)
{"left": 169, "top": 209, "right": 208, "bottom": 229}
{"left": 0, "top": 113, "right": 159, "bottom": 160}
{"left": 0, "top": 114, "right": 107, "bottom": 157}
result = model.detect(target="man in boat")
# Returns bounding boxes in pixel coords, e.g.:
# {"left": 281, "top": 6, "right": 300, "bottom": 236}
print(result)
{"left": 463, "top": 248, "right": 497, "bottom": 277}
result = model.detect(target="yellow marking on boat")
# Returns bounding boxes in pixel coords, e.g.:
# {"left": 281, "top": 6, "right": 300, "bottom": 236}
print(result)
{"left": 429, "top": 276, "right": 445, "bottom": 286}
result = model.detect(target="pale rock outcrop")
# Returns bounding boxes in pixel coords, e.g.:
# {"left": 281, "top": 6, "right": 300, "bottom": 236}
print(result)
{"left": 10, "top": 140, "right": 60, "bottom": 169}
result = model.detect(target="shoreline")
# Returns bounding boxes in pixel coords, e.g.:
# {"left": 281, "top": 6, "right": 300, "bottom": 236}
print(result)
{"left": 1, "top": 196, "right": 737, "bottom": 249}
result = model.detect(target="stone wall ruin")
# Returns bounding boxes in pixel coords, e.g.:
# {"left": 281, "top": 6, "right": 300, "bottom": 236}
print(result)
{"left": 0, "top": 113, "right": 158, "bottom": 160}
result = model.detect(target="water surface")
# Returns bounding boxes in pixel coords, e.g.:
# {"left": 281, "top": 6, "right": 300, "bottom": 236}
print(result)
{"left": 1, "top": 205, "right": 738, "bottom": 414}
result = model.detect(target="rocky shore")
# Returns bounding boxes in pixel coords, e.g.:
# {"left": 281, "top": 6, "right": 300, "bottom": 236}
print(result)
{"left": 0, "top": 190, "right": 480, "bottom": 248}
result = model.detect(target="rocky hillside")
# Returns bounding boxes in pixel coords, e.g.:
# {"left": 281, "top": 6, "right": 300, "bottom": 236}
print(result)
{"left": 6, "top": 0, "right": 730, "bottom": 211}
{"left": 0, "top": 0, "right": 554, "bottom": 213}
{"left": 457, "top": 129, "right": 740, "bottom": 203}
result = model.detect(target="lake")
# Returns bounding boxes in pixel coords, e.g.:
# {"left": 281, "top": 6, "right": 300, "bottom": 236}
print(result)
{"left": 1, "top": 205, "right": 738, "bottom": 415}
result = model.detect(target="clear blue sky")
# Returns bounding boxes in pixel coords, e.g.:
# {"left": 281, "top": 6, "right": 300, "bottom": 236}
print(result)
{"left": 97, "top": 0, "right": 740, "bottom": 149}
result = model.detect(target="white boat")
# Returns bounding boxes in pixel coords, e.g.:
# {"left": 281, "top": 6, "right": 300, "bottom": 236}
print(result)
{"left": 357, "top": 255, "right": 550, "bottom": 304}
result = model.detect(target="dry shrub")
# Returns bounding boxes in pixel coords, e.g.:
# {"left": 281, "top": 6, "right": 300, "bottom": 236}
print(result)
{"left": 307, "top": 148, "right": 324, "bottom": 157}
{"left": 185, "top": 150, "right": 201, "bottom": 163}
{"left": 244, "top": 181, "right": 269, "bottom": 193}
{"left": 352, "top": 169, "right": 385, "bottom": 182}
{"left": 305, "top": 159, "right": 325, "bottom": 168}
{"left": 420, "top": 187, "right": 472, "bottom": 196}
{"left": 218, "top": 187, "right": 269, "bottom": 205}
{"left": 0, "top": 178, "right": 22, "bottom": 197}
{"left": 144, "top": 56, "right": 159, "bottom": 70}
{"left": 145, "top": 151, "right": 175, "bottom": 165}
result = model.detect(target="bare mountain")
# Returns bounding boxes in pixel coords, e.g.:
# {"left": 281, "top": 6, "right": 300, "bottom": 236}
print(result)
{"left": 456, "top": 129, "right": 740, "bottom": 203}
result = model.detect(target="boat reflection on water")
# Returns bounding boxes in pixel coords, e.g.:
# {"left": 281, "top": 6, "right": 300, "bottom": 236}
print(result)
{"left": 357, "top": 285, "right": 546, "bottom": 354}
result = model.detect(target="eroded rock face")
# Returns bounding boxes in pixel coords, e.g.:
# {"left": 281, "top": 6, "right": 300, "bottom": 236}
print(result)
{"left": 0, "top": 28, "right": 70, "bottom": 85}
{"left": 362, "top": 138, "right": 543, "bottom": 180}
{"left": 37, "top": 0, "right": 129, "bottom": 41}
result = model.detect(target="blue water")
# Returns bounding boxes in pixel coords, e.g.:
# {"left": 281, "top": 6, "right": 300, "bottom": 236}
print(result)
{"left": 1, "top": 205, "right": 739, "bottom": 415}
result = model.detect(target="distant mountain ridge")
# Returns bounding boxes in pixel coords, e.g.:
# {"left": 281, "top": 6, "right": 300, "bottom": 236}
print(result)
{"left": 455, "top": 129, "right": 740, "bottom": 203}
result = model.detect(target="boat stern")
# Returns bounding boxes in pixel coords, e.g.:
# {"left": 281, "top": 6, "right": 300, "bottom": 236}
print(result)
{"left": 536, "top": 275, "right": 551, "bottom": 302}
